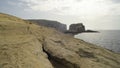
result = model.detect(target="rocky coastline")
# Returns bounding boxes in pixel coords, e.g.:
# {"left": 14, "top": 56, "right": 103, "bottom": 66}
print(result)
{"left": 65, "top": 23, "right": 99, "bottom": 35}
{"left": 0, "top": 13, "right": 119, "bottom": 68}
{"left": 26, "top": 20, "right": 98, "bottom": 34}
{"left": 26, "top": 19, "right": 67, "bottom": 33}
{"left": 85, "top": 30, "right": 99, "bottom": 33}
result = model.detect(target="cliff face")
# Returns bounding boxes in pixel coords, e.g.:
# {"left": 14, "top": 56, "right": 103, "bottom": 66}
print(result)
{"left": 69, "top": 23, "right": 85, "bottom": 33}
{"left": 0, "top": 13, "right": 120, "bottom": 68}
{"left": 27, "top": 19, "right": 67, "bottom": 32}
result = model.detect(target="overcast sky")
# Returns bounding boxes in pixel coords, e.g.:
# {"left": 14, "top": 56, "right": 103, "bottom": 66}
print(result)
{"left": 0, "top": 0, "right": 120, "bottom": 30}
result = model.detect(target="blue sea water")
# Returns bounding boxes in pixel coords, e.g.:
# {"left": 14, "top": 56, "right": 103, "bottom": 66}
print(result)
{"left": 75, "top": 30, "right": 120, "bottom": 53}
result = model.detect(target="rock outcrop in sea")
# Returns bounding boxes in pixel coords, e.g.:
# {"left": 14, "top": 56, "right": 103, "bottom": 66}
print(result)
{"left": 0, "top": 13, "right": 120, "bottom": 68}
{"left": 65, "top": 23, "right": 86, "bottom": 34}
{"left": 69, "top": 23, "right": 85, "bottom": 33}
{"left": 27, "top": 19, "right": 67, "bottom": 32}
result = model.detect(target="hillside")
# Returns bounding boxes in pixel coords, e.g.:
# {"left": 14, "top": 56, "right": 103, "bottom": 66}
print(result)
{"left": 27, "top": 19, "right": 67, "bottom": 32}
{"left": 0, "top": 13, "right": 120, "bottom": 68}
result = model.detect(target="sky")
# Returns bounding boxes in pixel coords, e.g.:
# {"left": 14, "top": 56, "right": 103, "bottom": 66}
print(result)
{"left": 0, "top": 0, "right": 120, "bottom": 30}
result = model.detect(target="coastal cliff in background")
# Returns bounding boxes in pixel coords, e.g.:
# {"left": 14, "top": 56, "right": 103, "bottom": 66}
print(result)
{"left": 66, "top": 23, "right": 98, "bottom": 34}
{"left": 69, "top": 23, "right": 85, "bottom": 32}
{"left": 0, "top": 13, "right": 120, "bottom": 68}
{"left": 27, "top": 19, "right": 67, "bottom": 32}
{"left": 65, "top": 23, "right": 85, "bottom": 34}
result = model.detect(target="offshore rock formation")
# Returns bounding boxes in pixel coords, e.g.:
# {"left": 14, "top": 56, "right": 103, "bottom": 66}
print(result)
{"left": 85, "top": 30, "right": 99, "bottom": 33}
{"left": 27, "top": 19, "right": 67, "bottom": 32}
{"left": 0, "top": 13, "right": 120, "bottom": 68}
{"left": 69, "top": 23, "right": 85, "bottom": 33}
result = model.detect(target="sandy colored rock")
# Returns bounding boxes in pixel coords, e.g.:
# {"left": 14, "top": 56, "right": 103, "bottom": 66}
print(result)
{"left": 0, "top": 13, "right": 120, "bottom": 68}
{"left": 0, "top": 13, "right": 53, "bottom": 68}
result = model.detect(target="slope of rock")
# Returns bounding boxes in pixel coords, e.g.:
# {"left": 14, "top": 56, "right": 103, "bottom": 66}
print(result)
{"left": 27, "top": 19, "right": 67, "bottom": 32}
{"left": 0, "top": 13, "right": 120, "bottom": 68}
{"left": 0, "top": 13, "right": 53, "bottom": 68}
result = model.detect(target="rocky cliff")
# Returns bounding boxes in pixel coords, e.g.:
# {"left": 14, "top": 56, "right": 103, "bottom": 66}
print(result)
{"left": 27, "top": 19, "right": 67, "bottom": 32}
{"left": 0, "top": 13, "right": 120, "bottom": 68}
{"left": 69, "top": 23, "right": 85, "bottom": 33}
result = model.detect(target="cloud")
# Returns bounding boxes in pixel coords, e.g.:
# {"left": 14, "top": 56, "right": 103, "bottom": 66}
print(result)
{"left": 110, "top": 0, "right": 120, "bottom": 3}
{"left": 7, "top": 0, "right": 120, "bottom": 19}
{"left": 21, "top": 0, "right": 106, "bottom": 14}
{"left": 17, "top": 0, "right": 119, "bottom": 23}
{"left": 1, "top": 0, "right": 120, "bottom": 29}
{"left": 75, "top": 0, "right": 82, "bottom": 2}
{"left": 6, "top": 0, "right": 29, "bottom": 8}
{"left": 23, "top": 0, "right": 73, "bottom": 11}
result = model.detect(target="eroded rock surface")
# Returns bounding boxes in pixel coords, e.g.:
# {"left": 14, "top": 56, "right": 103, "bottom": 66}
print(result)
{"left": 0, "top": 13, "right": 120, "bottom": 68}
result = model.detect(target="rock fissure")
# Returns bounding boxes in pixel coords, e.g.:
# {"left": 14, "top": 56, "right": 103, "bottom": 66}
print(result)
{"left": 41, "top": 38, "right": 80, "bottom": 68}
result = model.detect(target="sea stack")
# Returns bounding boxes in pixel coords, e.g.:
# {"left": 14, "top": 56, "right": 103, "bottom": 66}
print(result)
{"left": 69, "top": 23, "right": 85, "bottom": 33}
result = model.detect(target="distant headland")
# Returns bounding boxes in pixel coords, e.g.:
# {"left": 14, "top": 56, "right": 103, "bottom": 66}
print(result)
{"left": 27, "top": 19, "right": 98, "bottom": 35}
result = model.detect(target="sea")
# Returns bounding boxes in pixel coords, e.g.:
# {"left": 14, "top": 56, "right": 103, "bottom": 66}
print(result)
{"left": 75, "top": 30, "right": 120, "bottom": 53}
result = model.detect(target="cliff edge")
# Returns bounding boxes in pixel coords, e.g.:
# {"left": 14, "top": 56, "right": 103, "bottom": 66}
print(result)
{"left": 0, "top": 13, "right": 120, "bottom": 68}
{"left": 27, "top": 19, "right": 67, "bottom": 32}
